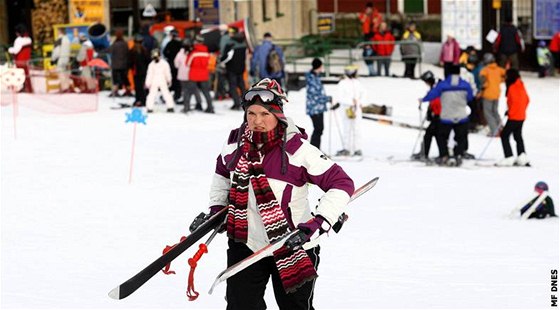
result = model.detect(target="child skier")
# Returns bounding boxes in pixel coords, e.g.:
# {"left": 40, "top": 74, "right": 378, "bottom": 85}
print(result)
{"left": 335, "top": 65, "right": 365, "bottom": 157}
{"left": 536, "top": 40, "right": 553, "bottom": 78}
{"left": 145, "top": 49, "right": 175, "bottom": 113}
{"left": 414, "top": 70, "right": 441, "bottom": 162}
{"left": 520, "top": 182, "right": 556, "bottom": 219}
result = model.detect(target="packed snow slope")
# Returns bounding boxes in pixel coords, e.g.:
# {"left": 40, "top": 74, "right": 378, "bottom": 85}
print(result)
{"left": 1, "top": 67, "right": 558, "bottom": 309}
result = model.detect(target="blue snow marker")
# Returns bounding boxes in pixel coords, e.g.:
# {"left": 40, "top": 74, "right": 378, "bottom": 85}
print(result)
{"left": 125, "top": 108, "right": 147, "bottom": 125}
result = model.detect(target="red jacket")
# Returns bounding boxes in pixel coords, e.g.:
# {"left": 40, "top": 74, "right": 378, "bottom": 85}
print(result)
{"left": 372, "top": 31, "right": 395, "bottom": 56}
{"left": 550, "top": 32, "right": 560, "bottom": 53}
{"left": 506, "top": 79, "right": 529, "bottom": 121}
{"left": 430, "top": 97, "right": 441, "bottom": 116}
{"left": 186, "top": 43, "right": 210, "bottom": 82}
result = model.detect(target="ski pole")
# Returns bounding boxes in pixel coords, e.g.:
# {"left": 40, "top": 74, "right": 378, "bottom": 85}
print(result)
{"left": 410, "top": 100, "right": 427, "bottom": 157}
{"left": 476, "top": 117, "right": 504, "bottom": 161}
{"left": 186, "top": 214, "right": 227, "bottom": 301}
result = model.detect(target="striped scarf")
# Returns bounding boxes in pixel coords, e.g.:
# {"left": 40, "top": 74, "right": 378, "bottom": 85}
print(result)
{"left": 227, "top": 125, "right": 318, "bottom": 293}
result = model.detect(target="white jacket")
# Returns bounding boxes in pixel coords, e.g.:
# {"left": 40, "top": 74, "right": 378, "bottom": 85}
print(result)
{"left": 336, "top": 77, "right": 365, "bottom": 107}
{"left": 208, "top": 118, "right": 355, "bottom": 252}
{"left": 145, "top": 59, "right": 172, "bottom": 88}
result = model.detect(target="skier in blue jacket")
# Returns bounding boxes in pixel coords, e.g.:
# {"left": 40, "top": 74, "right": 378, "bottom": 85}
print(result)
{"left": 305, "top": 58, "right": 332, "bottom": 149}
{"left": 250, "top": 32, "right": 285, "bottom": 86}
{"left": 422, "top": 65, "right": 474, "bottom": 166}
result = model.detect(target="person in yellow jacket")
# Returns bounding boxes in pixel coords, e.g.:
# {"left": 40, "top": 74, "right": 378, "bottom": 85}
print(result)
{"left": 479, "top": 53, "right": 505, "bottom": 136}
{"left": 400, "top": 22, "right": 422, "bottom": 79}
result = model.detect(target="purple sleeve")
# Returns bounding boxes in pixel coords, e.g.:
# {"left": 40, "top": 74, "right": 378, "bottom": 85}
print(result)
{"left": 215, "top": 154, "right": 229, "bottom": 178}
{"left": 306, "top": 164, "right": 354, "bottom": 197}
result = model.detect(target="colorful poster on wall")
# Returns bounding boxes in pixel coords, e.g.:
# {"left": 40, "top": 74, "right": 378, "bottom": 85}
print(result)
{"left": 534, "top": 0, "right": 560, "bottom": 39}
{"left": 194, "top": 0, "right": 220, "bottom": 26}
{"left": 69, "top": 0, "right": 106, "bottom": 24}
{"left": 318, "top": 14, "right": 335, "bottom": 34}
{"left": 441, "top": 0, "right": 482, "bottom": 49}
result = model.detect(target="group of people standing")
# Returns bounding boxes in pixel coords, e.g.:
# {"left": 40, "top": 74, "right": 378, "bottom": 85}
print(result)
{"left": 416, "top": 46, "right": 530, "bottom": 167}
{"left": 359, "top": 2, "right": 421, "bottom": 79}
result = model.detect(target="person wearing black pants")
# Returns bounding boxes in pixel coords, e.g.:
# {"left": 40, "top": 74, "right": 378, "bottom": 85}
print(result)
{"left": 305, "top": 58, "right": 331, "bottom": 150}
{"left": 220, "top": 29, "right": 247, "bottom": 110}
{"left": 496, "top": 68, "right": 530, "bottom": 166}
{"left": 226, "top": 240, "right": 320, "bottom": 310}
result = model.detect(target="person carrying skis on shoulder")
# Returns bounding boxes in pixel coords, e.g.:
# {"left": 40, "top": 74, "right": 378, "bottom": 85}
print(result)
{"left": 335, "top": 65, "right": 365, "bottom": 157}
{"left": 496, "top": 68, "right": 530, "bottom": 167}
{"left": 189, "top": 78, "right": 355, "bottom": 310}
{"left": 520, "top": 182, "right": 556, "bottom": 219}
{"left": 414, "top": 70, "right": 442, "bottom": 162}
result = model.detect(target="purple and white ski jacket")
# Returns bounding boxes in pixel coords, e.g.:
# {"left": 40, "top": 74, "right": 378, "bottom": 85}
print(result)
{"left": 208, "top": 118, "right": 355, "bottom": 252}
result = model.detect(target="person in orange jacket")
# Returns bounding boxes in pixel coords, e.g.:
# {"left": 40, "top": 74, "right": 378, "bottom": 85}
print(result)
{"left": 358, "top": 2, "right": 383, "bottom": 41}
{"left": 479, "top": 53, "right": 506, "bottom": 137}
{"left": 496, "top": 69, "right": 530, "bottom": 167}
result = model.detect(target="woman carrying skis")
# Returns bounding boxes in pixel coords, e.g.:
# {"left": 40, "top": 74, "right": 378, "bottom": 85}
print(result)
{"left": 190, "top": 78, "right": 354, "bottom": 310}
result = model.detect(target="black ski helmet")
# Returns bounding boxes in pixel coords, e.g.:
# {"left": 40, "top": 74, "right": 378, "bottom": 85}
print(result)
{"left": 420, "top": 71, "right": 435, "bottom": 85}
{"left": 535, "top": 181, "right": 548, "bottom": 193}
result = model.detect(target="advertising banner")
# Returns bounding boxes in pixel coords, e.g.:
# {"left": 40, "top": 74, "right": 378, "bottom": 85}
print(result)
{"left": 441, "top": 0, "right": 482, "bottom": 50}
{"left": 534, "top": 0, "right": 560, "bottom": 39}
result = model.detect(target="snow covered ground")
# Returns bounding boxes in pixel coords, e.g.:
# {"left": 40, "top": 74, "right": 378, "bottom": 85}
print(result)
{"left": 1, "top": 65, "right": 558, "bottom": 309}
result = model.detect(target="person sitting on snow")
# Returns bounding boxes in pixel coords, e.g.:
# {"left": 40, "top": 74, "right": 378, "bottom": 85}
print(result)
{"left": 520, "top": 182, "right": 556, "bottom": 219}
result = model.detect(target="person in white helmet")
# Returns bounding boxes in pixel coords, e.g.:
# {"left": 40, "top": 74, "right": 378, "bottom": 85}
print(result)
{"left": 335, "top": 65, "right": 365, "bottom": 157}
{"left": 145, "top": 49, "right": 175, "bottom": 113}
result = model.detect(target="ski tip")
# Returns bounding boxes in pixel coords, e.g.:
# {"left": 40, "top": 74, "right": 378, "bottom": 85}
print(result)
{"left": 108, "top": 287, "right": 120, "bottom": 300}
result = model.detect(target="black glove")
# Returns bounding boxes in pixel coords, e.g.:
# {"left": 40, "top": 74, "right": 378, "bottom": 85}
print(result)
{"left": 284, "top": 217, "right": 325, "bottom": 251}
{"left": 504, "top": 110, "right": 508, "bottom": 116}
{"left": 189, "top": 205, "right": 225, "bottom": 233}
{"left": 330, "top": 102, "right": 340, "bottom": 110}
{"left": 189, "top": 212, "right": 211, "bottom": 233}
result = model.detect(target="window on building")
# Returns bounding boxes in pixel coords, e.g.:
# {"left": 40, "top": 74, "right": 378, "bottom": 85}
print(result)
{"left": 262, "top": 0, "right": 271, "bottom": 22}
{"left": 276, "top": 0, "right": 284, "bottom": 17}
{"left": 404, "top": 0, "right": 423, "bottom": 13}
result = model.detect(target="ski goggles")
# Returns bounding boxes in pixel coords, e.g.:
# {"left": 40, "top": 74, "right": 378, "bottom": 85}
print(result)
{"left": 242, "top": 89, "right": 285, "bottom": 108}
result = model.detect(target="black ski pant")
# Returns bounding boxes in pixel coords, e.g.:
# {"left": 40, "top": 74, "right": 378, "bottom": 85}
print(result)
{"left": 227, "top": 72, "right": 246, "bottom": 109}
{"left": 133, "top": 73, "right": 147, "bottom": 106}
{"left": 500, "top": 120, "right": 525, "bottom": 158}
{"left": 423, "top": 119, "right": 440, "bottom": 157}
{"left": 437, "top": 121, "right": 469, "bottom": 157}
{"left": 169, "top": 67, "right": 181, "bottom": 100}
{"left": 226, "top": 239, "right": 320, "bottom": 310}
{"left": 309, "top": 113, "right": 324, "bottom": 149}
{"left": 403, "top": 57, "right": 417, "bottom": 78}
{"left": 180, "top": 81, "right": 201, "bottom": 111}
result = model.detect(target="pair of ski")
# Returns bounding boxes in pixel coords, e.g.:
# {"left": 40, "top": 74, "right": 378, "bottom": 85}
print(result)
{"left": 108, "top": 177, "right": 379, "bottom": 300}
{"left": 508, "top": 190, "right": 549, "bottom": 220}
